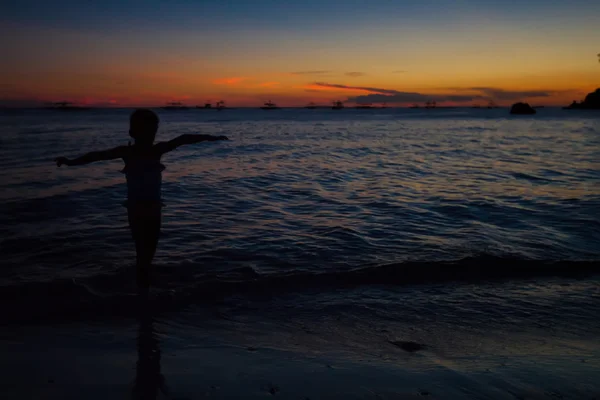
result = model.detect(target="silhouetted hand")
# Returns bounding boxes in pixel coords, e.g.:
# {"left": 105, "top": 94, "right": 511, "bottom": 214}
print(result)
{"left": 55, "top": 157, "right": 70, "bottom": 167}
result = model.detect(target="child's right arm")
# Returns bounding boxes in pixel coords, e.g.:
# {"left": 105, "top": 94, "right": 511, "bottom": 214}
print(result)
{"left": 55, "top": 146, "right": 128, "bottom": 167}
{"left": 155, "top": 134, "right": 228, "bottom": 155}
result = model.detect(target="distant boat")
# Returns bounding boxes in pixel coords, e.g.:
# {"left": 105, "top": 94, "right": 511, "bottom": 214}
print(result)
{"left": 162, "top": 102, "right": 189, "bottom": 110}
{"left": 196, "top": 100, "right": 226, "bottom": 110}
{"left": 355, "top": 103, "right": 374, "bottom": 109}
{"left": 44, "top": 101, "right": 90, "bottom": 111}
{"left": 305, "top": 102, "right": 317, "bottom": 109}
{"left": 380, "top": 103, "right": 388, "bottom": 109}
{"left": 487, "top": 101, "right": 498, "bottom": 109}
{"left": 425, "top": 101, "right": 437, "bottom": 109}
{"left": 409, "top": 104, "right": 420, "bottom": 109}
{"left": 260, "top": 100, "right": 280, "bottom": 110}
{"left": 332, "top": 100, "right": 344, "bottom": 110}
{"left": 196, "top": 101, "right": 212, "bottom": 109}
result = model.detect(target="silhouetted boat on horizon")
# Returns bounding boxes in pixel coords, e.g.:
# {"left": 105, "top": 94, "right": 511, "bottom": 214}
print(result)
{"left": 305, "top": 102, "right": 317, "bottom": 109}
{"left": 196, "top": 101, "right": 212, "bottom": 109}
{"left": 355, "top": 103, "right": 374, "bottom": 109}
{"left": 196, "top": 100, "right": 227, "bottom": 110}
{"left": 411, "top": 101, "right": 459, "bottom": 109}
{"left": 332, "top": 100, "right": 344, "bottom": 110}
{"left": 44, "top": 101, "right": 90, "bottom": 111}
{"left": 162, "top": 102, "right": 189, "bottom": 110}
{"left": 260, "top": 101, "right": 280, "bottom": 110}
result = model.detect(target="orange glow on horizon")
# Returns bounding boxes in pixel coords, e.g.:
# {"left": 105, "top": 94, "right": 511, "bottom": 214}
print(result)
{"left": 258, "top": 82, "right": 280, "bottom": 88}
{"left": 2, "top": 68, "right": 598, "bottom": 108}
{"left": 212, "top": 77, "right": 248, "bottom": 85}
{"left": 3, "top": 4, "right": 598, "bottom": 109}
{"left": 4, "top": 86, "right": 596, "bottom": 108}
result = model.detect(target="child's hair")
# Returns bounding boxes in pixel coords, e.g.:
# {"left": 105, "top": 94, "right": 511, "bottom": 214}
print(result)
{"left": 129, "top": 109, "right": 159, "bottom": 143}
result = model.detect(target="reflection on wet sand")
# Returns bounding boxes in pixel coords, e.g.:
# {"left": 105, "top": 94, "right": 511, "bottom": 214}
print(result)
{"left": 133, "top": 289, "right": 169, "bottom": 400}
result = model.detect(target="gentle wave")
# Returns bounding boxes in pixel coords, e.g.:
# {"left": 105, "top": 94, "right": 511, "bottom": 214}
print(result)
{"left": 1, "top": 255, "right": 598, "bottom": 324}
{"left": 0, "top": 108, "right": 599, "bottom": 325}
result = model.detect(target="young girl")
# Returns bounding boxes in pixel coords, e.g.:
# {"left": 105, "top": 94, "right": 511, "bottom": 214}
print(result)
{"left": 55, "top": 109, "right": 228, "bottom": 286}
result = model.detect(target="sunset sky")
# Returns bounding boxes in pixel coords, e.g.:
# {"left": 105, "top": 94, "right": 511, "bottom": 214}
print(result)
{"left": 2, "top": 0, "right": 599, "bottom": 107}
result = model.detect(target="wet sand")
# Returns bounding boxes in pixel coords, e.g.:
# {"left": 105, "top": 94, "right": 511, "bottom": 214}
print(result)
{"left": 2, "top": 313, "right": 599, "bottom": 400}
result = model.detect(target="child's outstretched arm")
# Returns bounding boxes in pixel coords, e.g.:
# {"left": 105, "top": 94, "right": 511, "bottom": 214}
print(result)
{"left": 156, "top": 134, "right": 228, "bottom": 155}
{"left": 55, "top": 146, "right": 128, "bottom": 167}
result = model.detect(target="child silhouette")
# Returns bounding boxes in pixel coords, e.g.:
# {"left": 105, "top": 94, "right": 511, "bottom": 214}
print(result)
{"left": 56, "top": 109, "right": 228, "bottom": 286}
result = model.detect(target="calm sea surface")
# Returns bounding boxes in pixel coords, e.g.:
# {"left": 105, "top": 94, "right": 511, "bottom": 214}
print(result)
{"left": 0, "top": 107, "right": 599, "bottom": 325}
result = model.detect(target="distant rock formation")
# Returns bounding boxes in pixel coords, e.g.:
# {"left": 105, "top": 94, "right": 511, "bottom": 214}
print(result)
{"left": 564, "top": 88, "right": 600, "bottom": 110}
{"left": 510, "top": 102, "right": 536, "bottom": 115}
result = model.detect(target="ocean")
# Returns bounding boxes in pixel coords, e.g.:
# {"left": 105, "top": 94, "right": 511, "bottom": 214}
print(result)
{"left": 1, "top": 107, "right": 599, "bottom": 399}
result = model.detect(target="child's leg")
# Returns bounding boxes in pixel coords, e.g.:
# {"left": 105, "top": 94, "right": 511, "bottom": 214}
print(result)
{"left": 128, "top": 204, "right": 162, "bottom": 286}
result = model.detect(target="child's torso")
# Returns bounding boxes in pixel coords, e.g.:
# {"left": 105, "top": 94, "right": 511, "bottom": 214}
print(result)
{"left": 122, "top": 146, "right": 165, "bottom": 204}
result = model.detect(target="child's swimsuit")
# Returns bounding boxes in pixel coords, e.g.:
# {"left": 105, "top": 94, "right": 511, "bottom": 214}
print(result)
{"left": 122, "top": 157, "right": 165, "bottom": 208}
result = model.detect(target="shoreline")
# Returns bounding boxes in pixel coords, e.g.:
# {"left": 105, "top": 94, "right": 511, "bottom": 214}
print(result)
{"left": 3, "top": 284, "right": 600, "bottom": 400}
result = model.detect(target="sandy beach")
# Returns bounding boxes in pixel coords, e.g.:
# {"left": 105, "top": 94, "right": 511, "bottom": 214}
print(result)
{"left": 3, "top": 276, "right": 600, "bottom": 400}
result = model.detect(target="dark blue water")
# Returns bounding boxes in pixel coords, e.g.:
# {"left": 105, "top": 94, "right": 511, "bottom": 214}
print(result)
{"left": 0, "top": 108, "right": 599, "bottom": 324}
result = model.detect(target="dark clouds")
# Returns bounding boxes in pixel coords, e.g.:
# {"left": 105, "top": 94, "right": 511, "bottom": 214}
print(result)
{"left": 314, "top": 82, "right": 556, "bottom": 103}
{"left": 349, "top": 93, "right": 477, "bottom": 103}
{"left": 345, "top": 72, "right": 366, "bottom": 77}
{"left": 313, "top": 82, "right": 399, "bottom": 94}
{"left": 463, "top": 87, "right": 552, "bottom": 100}
{"left": 290, "top": 70, "right": 331, "bottom": 75}
{"left": 314, "top": 82, "right": 475, "bottom": 103}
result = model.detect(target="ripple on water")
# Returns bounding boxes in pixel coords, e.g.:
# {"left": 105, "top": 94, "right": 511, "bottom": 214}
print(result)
{"left": 0, "top": 109, "right": 598, "bottom": 285}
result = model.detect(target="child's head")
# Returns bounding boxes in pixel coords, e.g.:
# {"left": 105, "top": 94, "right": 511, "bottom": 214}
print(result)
{"left": 129, "top": 109, "right": 159, "bottom": 144}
